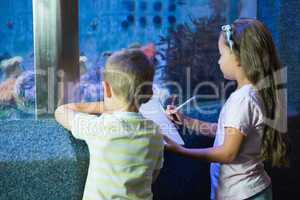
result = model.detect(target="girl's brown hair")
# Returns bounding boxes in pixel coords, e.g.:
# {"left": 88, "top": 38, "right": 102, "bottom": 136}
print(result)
{"left": 223, "top": 18, "right": 289, "bottom": 167}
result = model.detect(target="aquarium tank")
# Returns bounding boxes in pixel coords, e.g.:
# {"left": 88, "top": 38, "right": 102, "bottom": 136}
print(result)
{"left": 0, "top": 0, "right": 257, "bottom": 120}
{"left": 0, "top": 0, "right": 35, "bottom": 119}
{"left": 1, "top": 1, "right": 300, "bottom": 200}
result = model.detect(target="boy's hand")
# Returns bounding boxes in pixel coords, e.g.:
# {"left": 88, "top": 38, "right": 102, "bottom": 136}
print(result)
{"left": 163, "top": 135, "right": 184, "bottom": 155}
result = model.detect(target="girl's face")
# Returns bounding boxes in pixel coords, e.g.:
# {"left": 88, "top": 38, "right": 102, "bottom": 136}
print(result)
{"left": 218, "top": 34, "right": 240, "bottom": 80}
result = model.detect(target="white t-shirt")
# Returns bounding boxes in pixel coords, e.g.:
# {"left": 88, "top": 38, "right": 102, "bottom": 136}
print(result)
{"left": 210, "top": 84, "right": 271, "bottom": 200}
{"left": 71, "top": 111, "right": 164, "bottom": 200}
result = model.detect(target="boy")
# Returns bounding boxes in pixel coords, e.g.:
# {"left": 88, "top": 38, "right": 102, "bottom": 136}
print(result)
{"left": 55, "top": 49, "right": 164, "bottom": 200}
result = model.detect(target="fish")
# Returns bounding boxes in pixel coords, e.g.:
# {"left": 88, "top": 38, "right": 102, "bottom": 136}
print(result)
{"left": 90, "top": 20, "right": 98, "bottom": 31}
{"left": 141, "top": 43, "right": 156, "bottom": 60}
{"left": 6, "top": 21, "right": 14, "bottom": 30}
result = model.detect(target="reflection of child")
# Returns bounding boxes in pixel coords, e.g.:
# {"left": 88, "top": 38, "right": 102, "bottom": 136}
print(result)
{"left": 55, "top": 49, "right": 164, "bottom": 200}
{"left": 165, "top": 19, "right": 288, "bottom": 200}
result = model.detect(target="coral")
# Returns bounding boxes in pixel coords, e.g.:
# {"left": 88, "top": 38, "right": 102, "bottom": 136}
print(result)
{"left": 0, "top": 78, "right": 17, "bottom": 105}
{"left": 80, "top": 68, "right": 102, "bottom": 84}
{"left": 0, "top": 56, "right": 23, "bottom": 79}
{"left": 14, "top": 71, "right": 36, "bottom": 114}
{"left": 72, "top": 67, "right": 103, "bottom": 102}
{"left": 77, "top": 82, "right": 102, "bottom": 102}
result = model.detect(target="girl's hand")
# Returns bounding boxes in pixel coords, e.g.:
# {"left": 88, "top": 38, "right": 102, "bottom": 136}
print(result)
{"left": 163, "top": 135, "right": 184, "bottom": 154}
{"left": 165, "top": 105, "right": 184, "bottom": 125}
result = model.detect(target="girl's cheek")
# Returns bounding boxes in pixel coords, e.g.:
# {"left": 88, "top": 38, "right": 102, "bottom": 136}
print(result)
{"left": 218, "top": 57, "right": 222, "bottom": 66}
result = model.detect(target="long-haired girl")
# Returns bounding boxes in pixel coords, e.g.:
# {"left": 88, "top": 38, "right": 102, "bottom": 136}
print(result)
{"left": 165, "top": 18, "right": 288, "bottom": 200}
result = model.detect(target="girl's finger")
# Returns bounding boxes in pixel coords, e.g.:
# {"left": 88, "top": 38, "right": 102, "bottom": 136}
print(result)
{"left": 166, "top": 105, "right": 177, "bottom": 113}
{"left": 166, "top": 111, "right": 178, "bottom": 121}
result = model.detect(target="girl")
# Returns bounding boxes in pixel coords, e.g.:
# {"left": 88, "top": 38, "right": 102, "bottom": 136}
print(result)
{"left": 164, "top": 18, "right": 288, "bottom": 200}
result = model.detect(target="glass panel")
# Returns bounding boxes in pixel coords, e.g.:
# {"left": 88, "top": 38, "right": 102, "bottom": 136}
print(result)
{"left": 0, "top": 0, "right": 257, "bottom": 119}
{"left": 0, "top": 0, "right": 35, "bottom": 120}
{"left": 78, "top": 0, "right": 256, "bottom": 114}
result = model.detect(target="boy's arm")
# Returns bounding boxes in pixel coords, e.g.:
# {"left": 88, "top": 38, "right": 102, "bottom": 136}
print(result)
{"left": 54, "top": 101, "right": 104, "bottom": 130}
{"left": 55, "top": 104, "right": 102, "bottom": 140}
{"left": 64, "top": 101, "right": 104, "bottom": 114}
{"left": 54, "top": 102, "right": 104, "bottom": 131}
{"left": 54, "top": 105, "right": 77, "bottom": 131}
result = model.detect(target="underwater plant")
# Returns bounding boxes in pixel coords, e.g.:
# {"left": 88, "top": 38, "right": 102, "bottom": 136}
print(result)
{"left": 0, "top": 56, "right": 24, "bottom": 118}
{"left": 74, "top": 55, "right": 103, "bottom": 102}
{"left": 159, "top": 15, "right": 228, "bottom": 100}
{"left": 75, "top": 82, "right": 102, "bottom": 102}
{"left": 14, "top": 71, "right": 36, "bottom": 114}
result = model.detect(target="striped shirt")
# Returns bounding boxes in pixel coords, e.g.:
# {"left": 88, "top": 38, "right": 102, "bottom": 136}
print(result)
{"left": 71, "top": 111, "right": 164, "bottom": 200}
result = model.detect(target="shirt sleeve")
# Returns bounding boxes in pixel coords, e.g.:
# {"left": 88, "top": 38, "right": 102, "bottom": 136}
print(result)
{"left": 154, "top": 133, "right": 164, "bottom": 170}
{"left": 223, "top": 97, "right": 254, "bottom": 136}
{"left": 71, "top": 112, "right": 103, "bottom": 141}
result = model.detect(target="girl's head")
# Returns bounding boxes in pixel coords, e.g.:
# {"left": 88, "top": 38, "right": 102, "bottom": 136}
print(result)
{"left": 219, "top": 18, "right": 288, "bottom": 167}
{"left": 219, "top": 18, "right": 282, "bottom": 84}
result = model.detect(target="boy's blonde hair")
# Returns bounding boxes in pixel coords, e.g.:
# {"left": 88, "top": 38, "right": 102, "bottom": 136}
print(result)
{"left": 104, "top": 49, "right": 154, "bottom": 107}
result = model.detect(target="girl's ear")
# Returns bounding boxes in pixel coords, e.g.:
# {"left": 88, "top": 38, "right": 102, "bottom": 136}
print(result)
{"left": 102, "top": 81, "right": 112, "bottom": 98}
{"left": 235, "top": 55, "right": 241, "bottom": 67}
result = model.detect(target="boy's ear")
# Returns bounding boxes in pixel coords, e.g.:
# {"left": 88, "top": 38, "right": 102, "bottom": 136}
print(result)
{"left": 102, "top": 81, "right": 112, "bottom": 98}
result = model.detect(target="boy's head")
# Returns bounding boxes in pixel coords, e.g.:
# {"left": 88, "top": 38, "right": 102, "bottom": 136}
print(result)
{"left": 103, "top": 49, "right": 154, "bottom": 109}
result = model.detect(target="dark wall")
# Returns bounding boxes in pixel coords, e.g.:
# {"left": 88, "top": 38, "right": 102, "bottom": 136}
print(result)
{"left": 258, "top": 0, "right": 300, "bottom": 199}
{"left": 258, "top": 0, "right": 300, "bottom": 112}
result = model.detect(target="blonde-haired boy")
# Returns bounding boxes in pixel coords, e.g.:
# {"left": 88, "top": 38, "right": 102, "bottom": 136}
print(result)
{"left": 55, "top": 49, "right": 164, "bottom": 200}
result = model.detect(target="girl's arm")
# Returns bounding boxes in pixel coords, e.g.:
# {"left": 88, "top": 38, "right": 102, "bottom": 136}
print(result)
{"left": 164, "top": 127, "right": 245, "bottom": 163}
{"left": 166, "top": 105, "right": 217, "bottom": 137}
{"left": 64, "top": 101, "right": 104, "bottom": 114}
{"left": 184, "top": 116, "right": 218, "bottom": 138}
